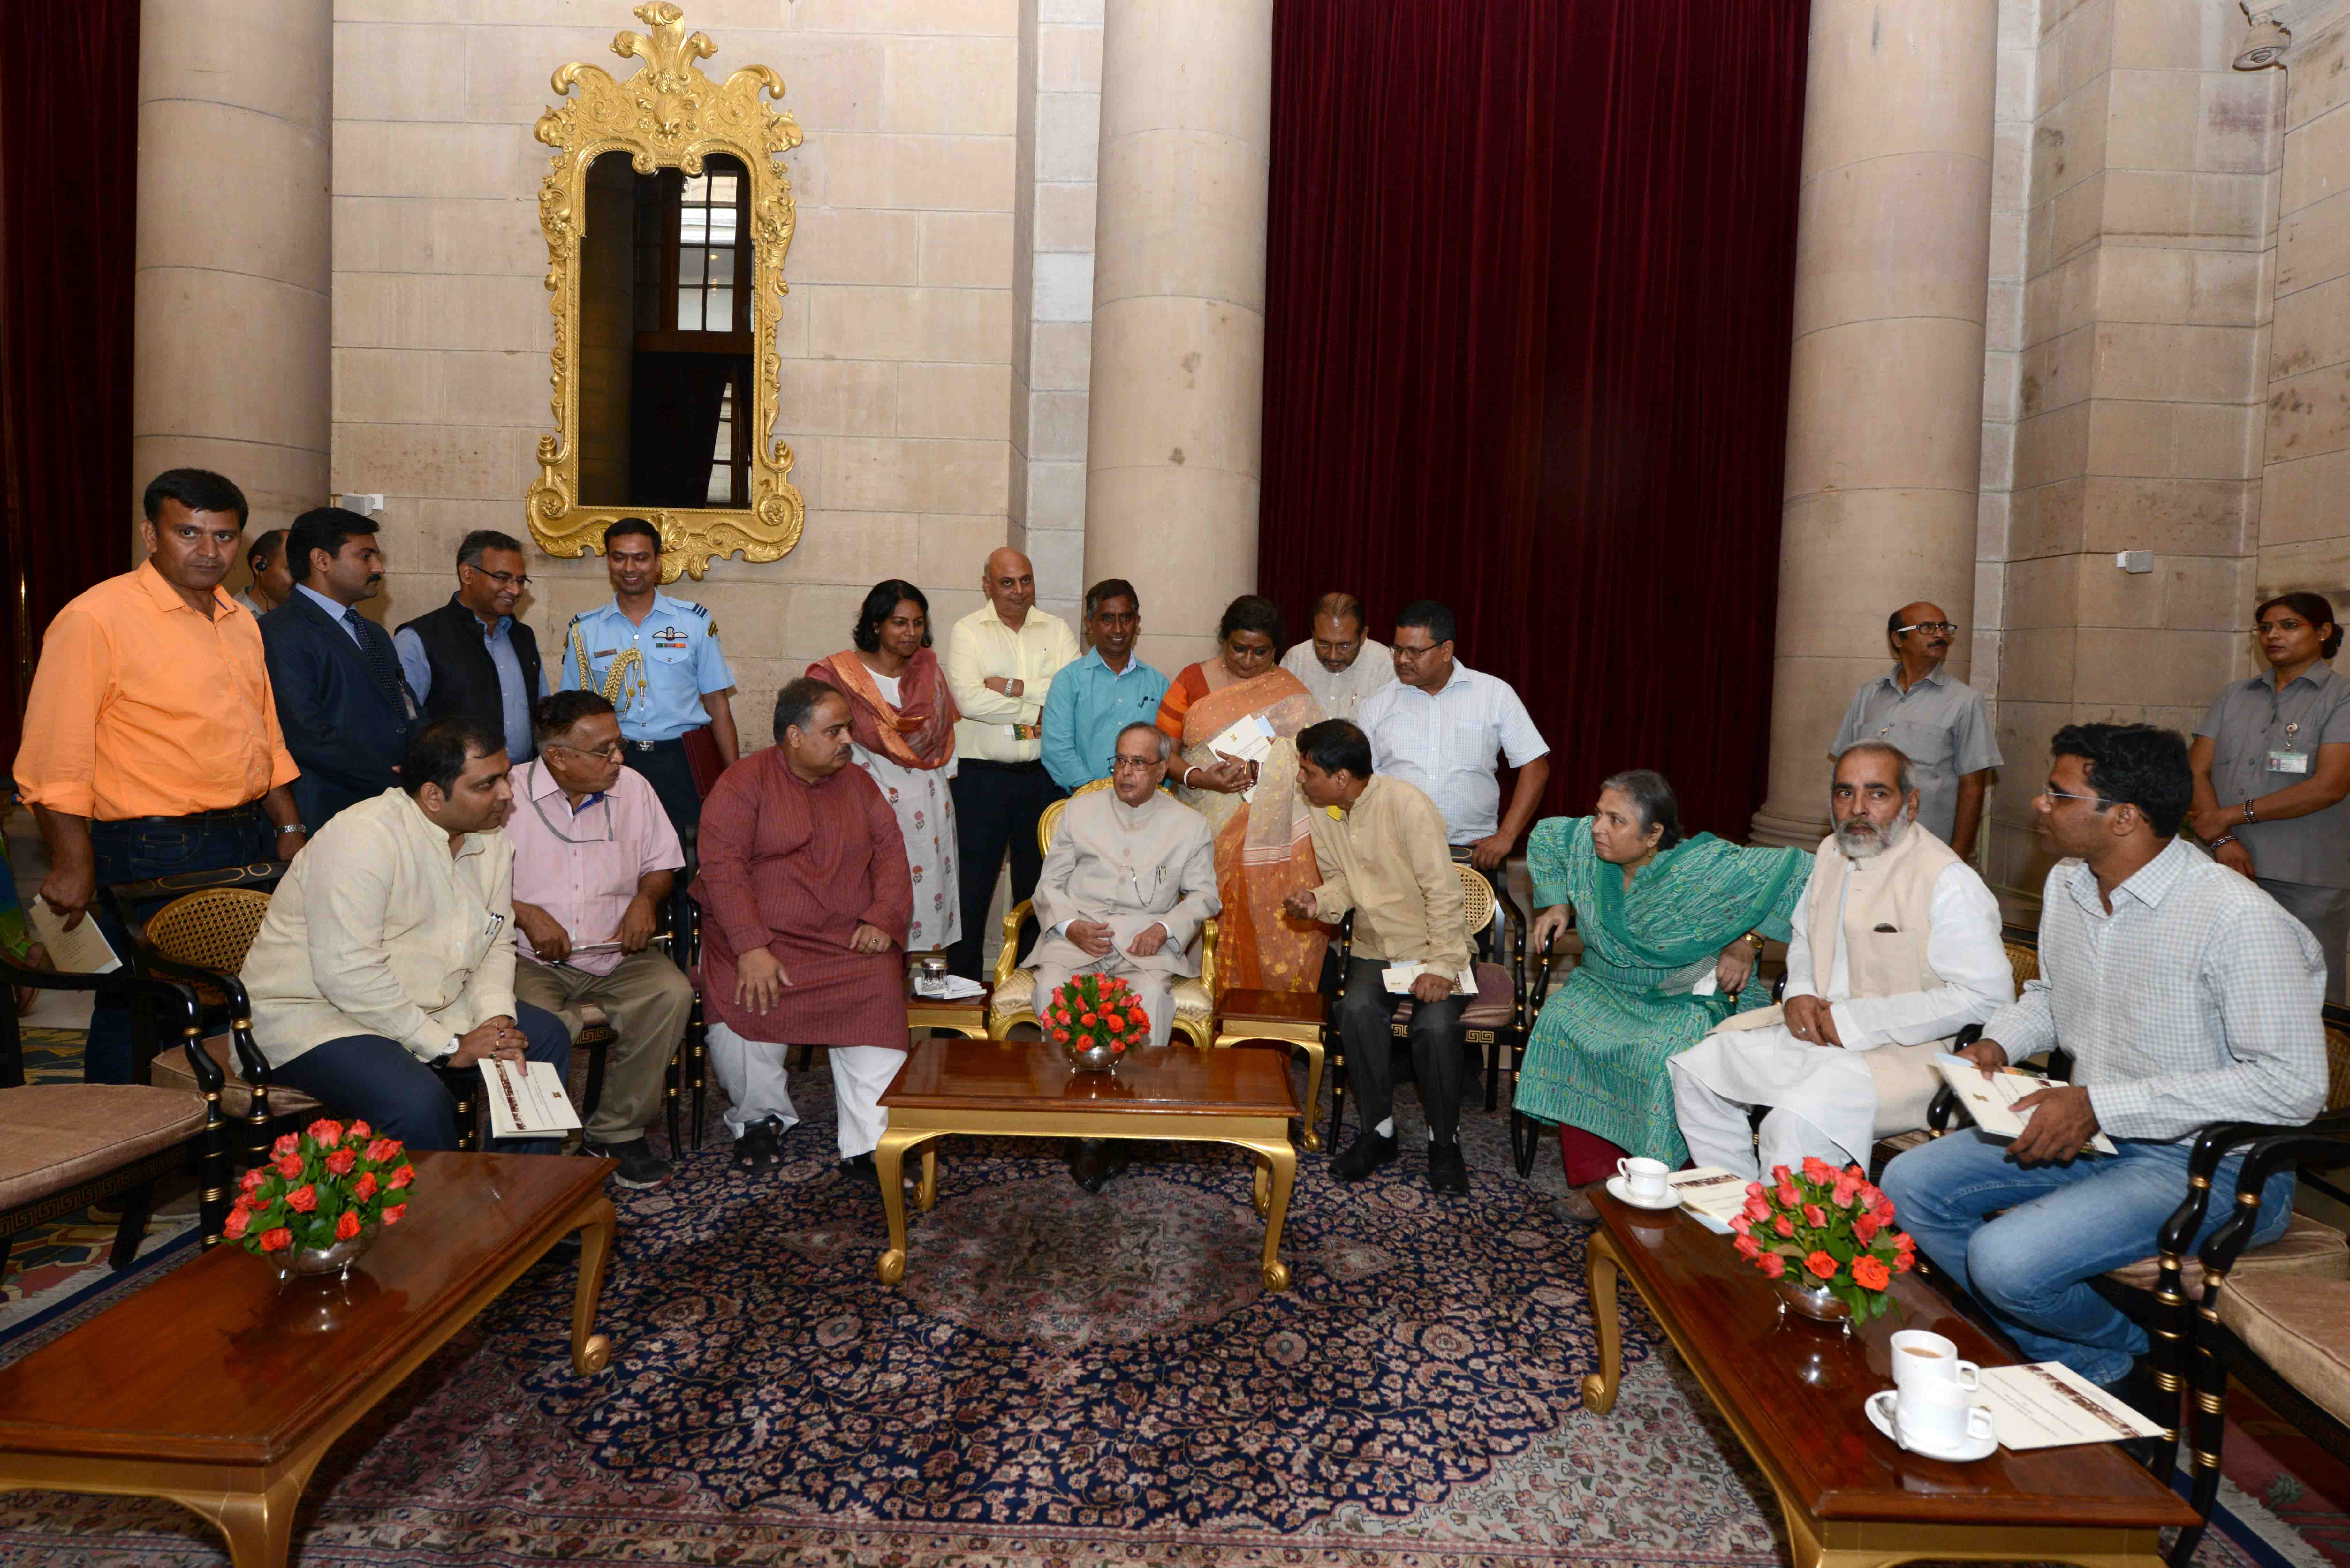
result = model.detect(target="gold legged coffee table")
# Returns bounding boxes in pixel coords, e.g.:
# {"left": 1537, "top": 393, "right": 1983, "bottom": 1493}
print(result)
{"left": 873, "top": 1038, "right": 1301, "bottom": 1290}
{"left": 1582, "top": 1187, "right": 2197, "bottom": 1568}
{"left": 0, "top": 1151, "right": 616, "bottom": 1568}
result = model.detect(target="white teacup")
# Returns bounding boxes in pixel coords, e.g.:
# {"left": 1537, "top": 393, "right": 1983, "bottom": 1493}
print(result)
{"left": 1893, "top": 1370, "right": 1995, "bottom": 1453}
{"left": 1616, "top": 1156, "right": 1670, "bottom": 1201}
{"left": 1889, "top": 1330, "right": 1982, "bottom": 1394}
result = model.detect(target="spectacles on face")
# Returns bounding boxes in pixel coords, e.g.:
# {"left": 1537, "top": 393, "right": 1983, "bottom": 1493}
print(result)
{"left": 1898, "top": 622, "right": 1959, "bottom": 637}
{"left": 548, "top": 740, "right": 627, "bottom": 762}
{"left": 2258, "top": 618, "right": 2316, "bottom": 635}
{"left": 466, "top": 565, "right": 533, "bottom": 590}
{"left": 2037, "top": 786, "right": 2111, "bottom": 809}
{"left": 1392, "top": 642, "right": 1444, "bottom": 660}
{"left": 1109, "top": 755, "right": 1160, "bottom": 773}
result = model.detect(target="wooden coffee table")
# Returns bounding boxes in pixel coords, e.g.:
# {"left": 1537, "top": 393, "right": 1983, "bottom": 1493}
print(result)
{"left": 1582, "top": 1188, "right": 2197, "bottom": 1568}
{"left": 874, "top": 1038, "right": 1301, "bottom": 1290}
{"left": 0, "top": 1150, "right": 617, "bottom": 1567}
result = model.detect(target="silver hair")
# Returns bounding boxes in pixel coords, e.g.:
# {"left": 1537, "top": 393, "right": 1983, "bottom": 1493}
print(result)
{"left": 1598, "top": 769, "right": 1683, "bottom": 851}
{"left": 1116, "top": 721, "right": 1172, "bottom": 763}
{"left": 1833, "top": 741, "right": 1916, "bottom": 796}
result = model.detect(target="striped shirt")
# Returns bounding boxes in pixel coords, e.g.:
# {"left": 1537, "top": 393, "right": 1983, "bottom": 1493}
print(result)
{"left": 1985, "top": 839, "right": 2327, "bottom": 1142}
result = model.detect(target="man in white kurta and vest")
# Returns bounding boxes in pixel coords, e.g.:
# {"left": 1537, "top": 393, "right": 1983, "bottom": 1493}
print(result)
{"left": 1668, "top": 743, "right": 2013, "bottom": 1180}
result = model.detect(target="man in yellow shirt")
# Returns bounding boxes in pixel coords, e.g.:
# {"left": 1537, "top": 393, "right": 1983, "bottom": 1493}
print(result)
{"left": 941, "top": 547, "right": 1079, "bottom": 978}
{"left": 13, "top": 469, "right": 306, "bottom": 1082}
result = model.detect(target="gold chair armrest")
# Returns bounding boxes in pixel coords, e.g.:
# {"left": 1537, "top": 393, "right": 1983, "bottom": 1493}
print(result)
{"left": 1200, "top": 915, "right": 1220, "bottom": 997}
{"left": 995, "top": 899, "right": 1033, "bottom": 991}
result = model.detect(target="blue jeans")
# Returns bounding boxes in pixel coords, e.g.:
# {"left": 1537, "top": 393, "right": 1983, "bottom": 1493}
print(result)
{"left": 86, "top": 809, "right": 273, "bottom": 1083}
{"left": 1881, "top": 1130, "right": 2297, "bottom": 1386}
{"left": 271, "top": 1001, "right": 574, "bottom": 1154}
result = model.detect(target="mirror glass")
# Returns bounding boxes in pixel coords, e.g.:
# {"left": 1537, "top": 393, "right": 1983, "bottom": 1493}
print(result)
{"left": 576, "top": 148, "right": 757, "bottom": 510}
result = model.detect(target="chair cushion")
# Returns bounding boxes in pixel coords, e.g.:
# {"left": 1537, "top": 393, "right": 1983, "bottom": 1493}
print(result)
{"left": 149, "top": 1034, "right": 325, "bottom": 1122}
{"left": 2217, "top": 1274, "right": 2350, "bottom": 1429}
{"left": 2104, "top": 1211, "right": 2350, "bottom": 1293}
{"left": 0, "top": 1086, "right": 209, "bottom": 1212}
{"left": 1391, "top": 961, "right": 1514, "bottom": 1029}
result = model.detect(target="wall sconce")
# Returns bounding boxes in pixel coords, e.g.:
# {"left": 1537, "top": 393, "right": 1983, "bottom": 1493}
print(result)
{"left": 2236, "top": 1, "right": 2290, "bottom": 69}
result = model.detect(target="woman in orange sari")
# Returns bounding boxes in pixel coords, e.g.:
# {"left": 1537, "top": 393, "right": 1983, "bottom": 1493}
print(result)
{"left": 1155, "top": 596, "right": 1327, "bottom": 993}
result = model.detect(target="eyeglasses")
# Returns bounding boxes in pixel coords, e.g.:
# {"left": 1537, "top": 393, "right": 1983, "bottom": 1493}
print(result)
{"left": 1108, "top": 755, "right": 1161, "bottom": 773}
{"left": 2037, "top": 786, "right": 2112, "bottom": 809}
{"left": 1897, "top": 622, "right": 1959, "bottom": 637}
{"left": 548, "top": 740, "right": 626, "bottom": 761}
{"left": 2257, "top": 619, "right": 2316, "bottom": 634}
{"left": 465, "top": 565, "right": 533, "bottom": 590}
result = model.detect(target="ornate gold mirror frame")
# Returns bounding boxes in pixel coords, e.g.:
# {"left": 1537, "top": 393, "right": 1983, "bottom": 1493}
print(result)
{"left": 528, "top": 3, "right": 803, "bottom": 581}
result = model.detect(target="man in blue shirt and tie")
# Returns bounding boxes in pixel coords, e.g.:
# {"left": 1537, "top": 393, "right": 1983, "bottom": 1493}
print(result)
{"left": 1042, "top": 579, "right": 1170, "bottom": 794}
{"left": 261, "top": 506, "right": 418, "bottom": 831}
{"left": 557, "top": 518, "right": 739, "bottom": 830}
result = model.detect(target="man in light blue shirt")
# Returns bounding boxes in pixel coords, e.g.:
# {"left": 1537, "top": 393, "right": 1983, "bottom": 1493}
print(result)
{"left": 1042, "top": 578, "right": 1171, "bottom": 794}
{"left": 394, "top": 529, "right": 544, "bottom": 764}
{"left": 556, "top": 518, "right": 739, "bottom": 829}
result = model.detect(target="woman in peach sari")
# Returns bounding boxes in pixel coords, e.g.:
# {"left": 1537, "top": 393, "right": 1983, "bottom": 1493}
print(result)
{"left": 1155, "top": 596, "right": 1328, "bottom": 994}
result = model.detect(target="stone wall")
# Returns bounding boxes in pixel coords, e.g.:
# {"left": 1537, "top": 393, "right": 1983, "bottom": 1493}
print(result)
{"left": 1989, "top": 0, "right": 2280, "bottom": 896}
{"left": 326, "top": 0, "right": 1029, "bottom": 747}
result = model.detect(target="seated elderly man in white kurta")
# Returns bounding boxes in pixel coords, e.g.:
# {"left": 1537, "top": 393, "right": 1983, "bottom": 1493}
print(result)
{"left": 1668, "top": 743, "right": 2013, "bottom": 1180}
{"left": 1025, "top": 723, "right": 1221, "bottom": 1054}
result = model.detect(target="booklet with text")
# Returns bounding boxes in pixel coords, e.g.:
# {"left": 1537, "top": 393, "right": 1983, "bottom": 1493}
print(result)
{"left": 1933, "top": 1055, "right": 2117, "bottom": 1155}
{"left": 480, "top": 1058, "right": 583, "bottom": 1139}
{"left": 27, "top": 897, "right": 120, "bottom": 975}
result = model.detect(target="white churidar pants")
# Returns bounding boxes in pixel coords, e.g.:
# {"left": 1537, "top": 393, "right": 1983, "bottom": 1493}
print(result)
{"left": 706, "top": 1020, "right": 901, "bottom": 1158}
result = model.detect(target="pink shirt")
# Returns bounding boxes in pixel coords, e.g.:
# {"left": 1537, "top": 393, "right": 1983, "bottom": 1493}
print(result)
{"left": 505, "top": 759, "right": 684, "bottom": 976}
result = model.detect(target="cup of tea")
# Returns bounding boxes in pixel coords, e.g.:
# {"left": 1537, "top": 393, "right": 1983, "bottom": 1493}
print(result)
{"left": 1616, "top": 1156, "right": 1670, "bottom": 1201}
{"left": 1889, "top": 1330, "right": 1981, "bottom": 1394}
{"left": 1893, "top": 1369, "right": 1994, "bottom": 1453}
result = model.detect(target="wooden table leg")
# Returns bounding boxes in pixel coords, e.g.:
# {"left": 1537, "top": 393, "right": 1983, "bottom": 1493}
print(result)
{"left": 570, "top": 1194, "right": 617, "bottom": 1375}
{"left": 874, "top": 1129, "right": 917, "bottom": 1284}
{"left": 1298, "top": 1042, "right": 1325, "bottom": 1153}
{"left": 194, "top": 1468, "right": 310, "bottom": 1568}
{"left": 1245, "top": 1136, "right": 1296, "bottom": 1291}
{"left": 1583, "top": 1227, "right": 1623, "bottom": 1413}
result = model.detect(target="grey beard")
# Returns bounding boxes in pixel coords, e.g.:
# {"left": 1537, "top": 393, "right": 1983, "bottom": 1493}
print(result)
{"left": 1834, "top": 813, "right": 1910, "bottom": 860}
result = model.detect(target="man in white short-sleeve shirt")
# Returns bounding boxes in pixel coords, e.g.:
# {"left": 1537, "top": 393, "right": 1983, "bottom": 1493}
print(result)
{"left": 1357, "top": 599, "right": 1550, "bottom": 871}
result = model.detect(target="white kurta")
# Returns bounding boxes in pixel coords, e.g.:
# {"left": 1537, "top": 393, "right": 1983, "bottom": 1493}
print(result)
{"left": 853, "top": 670, "right": 961, "bottom": 953}
{"left": 1669, "top": 852, "right": 2010, "bottom": 1169}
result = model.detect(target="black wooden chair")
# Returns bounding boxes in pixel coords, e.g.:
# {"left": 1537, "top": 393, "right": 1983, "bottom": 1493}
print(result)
{"left": 0, "top": 960, "right": 230, "bottom": 1273}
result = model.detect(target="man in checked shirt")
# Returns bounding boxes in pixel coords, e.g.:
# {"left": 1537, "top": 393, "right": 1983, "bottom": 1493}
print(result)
{"left": 1884, "top": 723, "right": 2325, "bottom": 1412}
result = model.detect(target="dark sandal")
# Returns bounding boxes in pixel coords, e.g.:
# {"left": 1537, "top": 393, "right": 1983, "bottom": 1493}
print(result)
{"left": 732, "top": 1118, "right": 780, "bottom": 1174}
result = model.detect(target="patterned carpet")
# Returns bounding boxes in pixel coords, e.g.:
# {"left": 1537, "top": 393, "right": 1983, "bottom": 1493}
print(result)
{"left": 0, "top": 1056, "right": 2300, "bottom": 1565}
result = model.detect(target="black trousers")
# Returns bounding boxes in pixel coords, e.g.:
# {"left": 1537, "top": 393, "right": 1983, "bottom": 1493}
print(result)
{"left": 946, "top": 759, "right": 1065, "bottom": 979}
{"left": 625, "top": 737, "right": 702, "bottom": 831}
{"left": 1334, "top": 956, "right": 1472, "bottom": 1142}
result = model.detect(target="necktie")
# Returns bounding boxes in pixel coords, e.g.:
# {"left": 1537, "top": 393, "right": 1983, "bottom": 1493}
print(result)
{"left": 345, "top": 608, "right": 410, "bottom": 718}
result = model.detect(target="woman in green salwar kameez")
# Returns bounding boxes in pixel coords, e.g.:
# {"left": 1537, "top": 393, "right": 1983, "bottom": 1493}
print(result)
{"left": 1514, "top": 770, "right": 1807, "bottom": 1218}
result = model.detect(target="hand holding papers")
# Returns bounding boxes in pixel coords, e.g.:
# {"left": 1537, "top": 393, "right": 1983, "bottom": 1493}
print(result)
{"left": 479, "top": 1058, "right": 582, "bottom": 1139}
{"left": 1379, "top": 960, "right": 1479, "bottom": 995}
{"left": 28, "top": 897, "right": 119, "bottom": 975}
{"left": 1934, "top": 1055, "right": 2118, "bottom": 1155}
{"left": 1204, "top": 713, "right": 1274, "bottom": 802}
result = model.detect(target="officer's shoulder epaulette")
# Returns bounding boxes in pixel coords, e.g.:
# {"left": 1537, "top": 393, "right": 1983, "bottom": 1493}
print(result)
{"left": 686, "top": 600, "right": 709, "bottom": 618}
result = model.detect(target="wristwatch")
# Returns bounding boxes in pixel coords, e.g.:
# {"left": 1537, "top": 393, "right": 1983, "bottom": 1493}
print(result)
{"left": 2208, "top": 833, "right": 2238, "bottom": 851}
{"left": 2243, "top": 800, "right": 2260, "bottom": 824}
{"left": 1741, "top": 931, "right": 1766, "bottom": 952}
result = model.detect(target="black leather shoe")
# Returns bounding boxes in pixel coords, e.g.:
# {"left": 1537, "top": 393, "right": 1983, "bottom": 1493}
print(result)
{"left": 1428, "top": 1141, "right": 1469, "bottom": 1195}
{"left": 1069, "top": 1138, "right": 1115, "bottom": 1193}
{"left": 582, "top": 1136, "right": 673, "bottom": 1190}
{"left": 839, "top": 1152, "right": 879, "bottom": 1187}
{"left": 1330, "top": 1129, "right": 1396, "bottom": 1182}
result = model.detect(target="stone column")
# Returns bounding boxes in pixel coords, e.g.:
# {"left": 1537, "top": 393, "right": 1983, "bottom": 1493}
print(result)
{"left": 1748, "top": 0, "right": 1998, "bottom": 846}
{"left": 133, "top": 0, "right": 332, "bottom": 539}
{"left": 1081, "top": 0, "right": 1274, "bottom": 676}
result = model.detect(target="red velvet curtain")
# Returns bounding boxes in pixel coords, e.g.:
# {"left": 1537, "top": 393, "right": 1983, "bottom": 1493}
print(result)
{"left": 1, "top": 3, "right": 140, "bottom": 765}
{"left": 1261, "top": 0, "right": 1810, "bottom": 841}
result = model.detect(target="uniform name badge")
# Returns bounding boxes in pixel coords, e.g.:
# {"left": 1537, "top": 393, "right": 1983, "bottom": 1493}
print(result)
{"left": 2268, "top": 748, "right": 2310, "bottom": 774}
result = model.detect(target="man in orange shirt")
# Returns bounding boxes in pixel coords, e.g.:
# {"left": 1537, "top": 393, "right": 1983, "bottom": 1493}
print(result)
{"left": 12, "top": 469, "right": 307, "bottom": 1082}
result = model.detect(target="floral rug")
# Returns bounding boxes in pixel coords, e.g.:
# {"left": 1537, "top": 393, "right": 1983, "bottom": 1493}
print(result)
{"left": 0, "top": 1053, "right": 2308, "bottom": 1565}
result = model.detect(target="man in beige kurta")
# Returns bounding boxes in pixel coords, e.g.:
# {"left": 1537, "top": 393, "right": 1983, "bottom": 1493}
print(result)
{"left": 1023, "top": 724, "right": 1220, "bottom": 1053}
{"left": 1668, "top": 743, "right": 2012, "bottom": 1180}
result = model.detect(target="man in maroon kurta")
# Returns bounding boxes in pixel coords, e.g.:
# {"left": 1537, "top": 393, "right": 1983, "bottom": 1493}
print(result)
{"left": 693, "top": 678, "right": 912, "bottom": 1181}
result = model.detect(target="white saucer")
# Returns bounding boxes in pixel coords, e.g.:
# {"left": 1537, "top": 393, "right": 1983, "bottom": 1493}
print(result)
{"left": 1865, "top": 1390, "right": 1999, "bottom": 1462}
{"left": 1604, "top": 1175, "right": 1680, "bottom": 1211}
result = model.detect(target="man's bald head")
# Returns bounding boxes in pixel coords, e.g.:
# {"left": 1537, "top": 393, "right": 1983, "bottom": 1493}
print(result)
{"left": 982, "top": 547, "right": 1036, "bottom": 624}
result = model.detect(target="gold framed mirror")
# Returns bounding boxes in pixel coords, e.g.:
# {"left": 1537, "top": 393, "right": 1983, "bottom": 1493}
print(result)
{"left": 528, "top": 2, "right": 804, "bottom": 582}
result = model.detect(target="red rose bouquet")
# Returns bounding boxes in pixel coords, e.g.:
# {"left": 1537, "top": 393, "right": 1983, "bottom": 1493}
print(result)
{"left": 1041, "top": 973, "right": 1152, "bottom": 1067}
{"left": 1729, "top": 1157, "right": 1915, "bottom": 1323}
{"left": 225, "top": 1118, "right": 415, "bottom": 1259}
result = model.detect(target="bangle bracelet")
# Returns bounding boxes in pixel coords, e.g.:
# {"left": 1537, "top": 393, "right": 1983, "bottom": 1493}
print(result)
{"left": 2244, "top": 800, "right": 2259, "bottom": 823}
{"left": 2208, "top": 833, "right": 2236, "bottom": 850}
{"left": 275, "top": 822, "right": 305, "bottom": 835}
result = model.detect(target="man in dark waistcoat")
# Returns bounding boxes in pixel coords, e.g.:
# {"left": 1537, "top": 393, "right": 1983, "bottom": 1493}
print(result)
{"left": 396, "top": 528, "right": 545, "bottom": 764}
